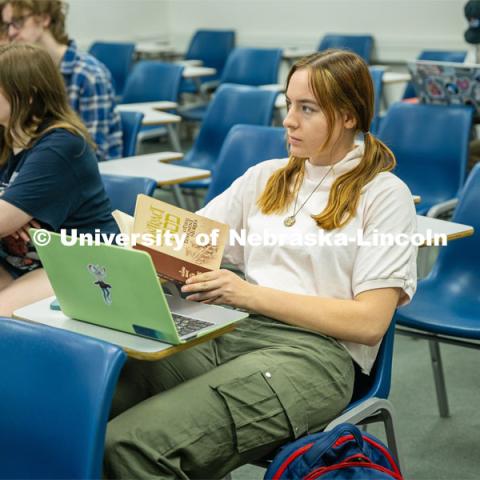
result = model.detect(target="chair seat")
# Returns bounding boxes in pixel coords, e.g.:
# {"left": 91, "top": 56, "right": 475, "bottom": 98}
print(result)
{"left": 396, "top": 278, "right": 480, "bottom": 339}
{"left": 179, "top": 104, "right": 208, "bottom": 122}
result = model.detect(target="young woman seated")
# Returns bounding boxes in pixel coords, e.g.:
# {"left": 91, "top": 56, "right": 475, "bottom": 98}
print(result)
{"left": 0, "top": 43, "right": 117, "bottom": 316}
{"left": 104, "top": 50, "right": 417, "bottom": 480}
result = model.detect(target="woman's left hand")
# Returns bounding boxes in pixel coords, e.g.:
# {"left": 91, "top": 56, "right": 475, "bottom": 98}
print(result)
{"left": 181, "top": 269, "right": 255, "bottom": 309}
{"left": 10, "top": 219, "right": 42, "bottom": 242}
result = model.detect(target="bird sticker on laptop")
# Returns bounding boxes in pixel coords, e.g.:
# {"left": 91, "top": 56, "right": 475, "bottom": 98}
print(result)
{"left": 87, "top": 264, "right": 112, "bottom": 305}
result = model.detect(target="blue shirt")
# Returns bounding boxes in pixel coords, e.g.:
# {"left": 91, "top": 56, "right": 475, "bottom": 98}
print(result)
{"left": 61, "top": 40, "right": 123, "bottom": 161}
{"left": 1, "top": 128, "right": 118, "bottom": 235}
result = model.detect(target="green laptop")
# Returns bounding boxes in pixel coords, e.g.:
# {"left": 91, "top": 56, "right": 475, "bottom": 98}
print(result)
{"left": 31, "top": 230, "right": 248, "bottom": 344}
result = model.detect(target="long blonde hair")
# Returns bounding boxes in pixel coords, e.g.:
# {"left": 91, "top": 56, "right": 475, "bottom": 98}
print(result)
{"left": 257, "top": 49, "right": 396, "bottom": 230}
{"left": 0, "top": 43, "right": 93, "bottom": 165}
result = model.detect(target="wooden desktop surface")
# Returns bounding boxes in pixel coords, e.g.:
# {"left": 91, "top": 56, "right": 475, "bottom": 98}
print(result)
{"left": 14, "top": 297, "right": 235, "bottom": 361}
{"left": 98, "top": 156, "right": 210, "bottom": 186}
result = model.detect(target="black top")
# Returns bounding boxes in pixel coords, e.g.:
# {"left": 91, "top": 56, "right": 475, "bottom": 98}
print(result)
{"left": 1, "top": 128, "right": 117, "bottom": 234}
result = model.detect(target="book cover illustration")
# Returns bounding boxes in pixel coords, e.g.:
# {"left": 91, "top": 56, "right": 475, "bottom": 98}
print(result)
{"left": 113, "top": 195, "right": 228, "bottom": 284}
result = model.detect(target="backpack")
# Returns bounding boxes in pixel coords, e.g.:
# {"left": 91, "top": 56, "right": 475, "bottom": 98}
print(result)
{"left": 264, "top": 423, "right": 403, "bottom": 480}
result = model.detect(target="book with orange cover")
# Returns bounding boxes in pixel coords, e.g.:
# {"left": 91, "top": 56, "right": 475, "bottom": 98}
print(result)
{"left": 112, "top": 195, "right": 228, "bottom": 284}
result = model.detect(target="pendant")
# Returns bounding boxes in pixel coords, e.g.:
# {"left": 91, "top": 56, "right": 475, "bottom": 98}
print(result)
{"left": 284, "top": 216, "right": 296, "bottom": 227}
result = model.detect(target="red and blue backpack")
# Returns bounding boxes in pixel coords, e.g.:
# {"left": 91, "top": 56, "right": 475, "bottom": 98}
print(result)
{"left": 264, "top": 423, "right": 403, "bottom": 480}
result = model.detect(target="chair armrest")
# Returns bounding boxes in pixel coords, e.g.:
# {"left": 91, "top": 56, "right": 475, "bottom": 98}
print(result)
{"left": 426, "top": 198, "right": 459, "bottom": 218}
{"left": 200, "top": 80, "right": 221, "bottom": 95}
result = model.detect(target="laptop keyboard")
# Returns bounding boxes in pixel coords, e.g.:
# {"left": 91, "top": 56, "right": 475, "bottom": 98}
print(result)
{"left": 172, "top": 313, "right": 214, "bottom": 337}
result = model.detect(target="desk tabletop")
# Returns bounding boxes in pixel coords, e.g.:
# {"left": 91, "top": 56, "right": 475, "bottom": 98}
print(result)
{"left": 135, "top": 42, "right": 175, "bottom": 55}
{"left": 117, "top": 101, "right": 178, "bottom": 113}
{"left": 98, "top": 155, "right": 210, "bottom": 185}
{"left": 122, "top": 109, "right": 181, "bottom": 126}
{"left": 183, "top": 66, "right": 216, "bottom": 79}
{"left": 282, "top": 48, "right": 315, "bottom": 60}
{"left": 416, "top": 215, "right": 474, "bottom": 246}
{"left": 116, "top": 151, "right": 183, "bottom": 163}
{"left": 14, "top": 297, "right": 235, "bottom": 361}
{"left": 176, "top": 59, "right": 203, "bottom": 67}
{"left": 382, "top": 71, "right": 411, "bottom": 84}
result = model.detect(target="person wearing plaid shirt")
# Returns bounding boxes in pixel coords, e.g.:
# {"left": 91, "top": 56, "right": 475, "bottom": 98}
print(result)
{"left": 1, "top": 0, "right": 123, "bottom": 161}
{"left": 61, "top": 40, "right": 123, "bottom": 161}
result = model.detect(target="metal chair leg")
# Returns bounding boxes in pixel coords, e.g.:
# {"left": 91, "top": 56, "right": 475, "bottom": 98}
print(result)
{"left": 171, "top": 185, "right": 188, "bottom": 210}
{"left": 428, "top": 340, "right": 450, "bottom": 417}
{"left": 167, "top": 123, "right": 182, "bottom": 152}
{"left": 381, "top": 405, "right": 404, "bottom": 474}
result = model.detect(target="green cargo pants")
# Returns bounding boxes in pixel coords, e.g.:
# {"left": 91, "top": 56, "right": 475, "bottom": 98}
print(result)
{"left": 104, "top": 314, "right": 354, "bottom": 479}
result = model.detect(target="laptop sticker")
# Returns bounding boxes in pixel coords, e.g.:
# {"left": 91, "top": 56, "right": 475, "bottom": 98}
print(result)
{"left": 87, "top": 264, "right": 112, "bottom": 305}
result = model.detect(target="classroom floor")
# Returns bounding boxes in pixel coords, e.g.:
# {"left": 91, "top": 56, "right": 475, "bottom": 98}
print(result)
{"left": 137, "top": 137, "right": 479, "bottom": 480}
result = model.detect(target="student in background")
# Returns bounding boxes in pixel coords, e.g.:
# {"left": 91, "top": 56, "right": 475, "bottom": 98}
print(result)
{"left": 0, "top": 0, "right": 122, "bottom": 161}
{"left": 0, "top": 43, "right": 117, "bottom": 316}
{"left": 104, "top": 50, "right": 417, "bottom": 480}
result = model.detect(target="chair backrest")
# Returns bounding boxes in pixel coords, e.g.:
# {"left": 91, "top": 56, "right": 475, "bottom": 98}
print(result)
{"left": 185, "top": 29, "right": 235, "bottom": 79}
{"left": 369, "top": 66, "right": 385, "bottom": 135}
{"left": 403, "top": 49, "right": 468, "bottom": 99}
{"left": 377, "top": 103, "right": 473, "bottom": 212}
{"left": 183, "top": 84, "right": 278, "bottom": 171}
{"left": 318, "top": 34, "right": 374, "bottom": 63}
{"left": 418, "top": 49, "right": 467, "bottom": 63}
{"left": 119, "top": 110, "right": 144, "bottom": 157}
{"left": 349, "top": 320, "right": 396, "bottom": 408}
{"left": 89, "top": 41, "right": 135, "bottom": 96}
{"left": 220, "top": 47, "right": 283, "bottom": 86}
{"left": 427, "top": 164, "right": 480, "bottom": 296}
{"left": 204, "top": 125, "right": 287, "bottom": 204}
{"left": 0, "top": 317, "right": 126, "bottom": 479}
{"left": 122, "top": 61, "right": 184, "bottom": 104}
{"left": 102, "top": 173, "right": 157, "bottom": 215}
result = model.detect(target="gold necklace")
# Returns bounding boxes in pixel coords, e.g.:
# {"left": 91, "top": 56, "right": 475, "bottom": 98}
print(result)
{"left": 283, "top": 165, "right": 334, "bottom": 227}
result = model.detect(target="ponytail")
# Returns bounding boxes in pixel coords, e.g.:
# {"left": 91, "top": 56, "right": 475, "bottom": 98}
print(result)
{"left": 312, "top": 133, "right": 395, "bottom": 230}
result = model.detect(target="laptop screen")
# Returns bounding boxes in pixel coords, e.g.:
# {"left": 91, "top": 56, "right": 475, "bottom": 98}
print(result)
{"left": 407, "top": 60, "right": 480, "bottom": 114}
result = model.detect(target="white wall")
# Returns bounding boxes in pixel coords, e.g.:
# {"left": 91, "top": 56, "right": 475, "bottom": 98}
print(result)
{"left": 66, "top": 0, "right": 169, "bottom": 50}
{"left": 66, "top": 0, "right": 471, "bottom": 62}
{"left": 165, "top": 0, "right": 470, "bottom": 62}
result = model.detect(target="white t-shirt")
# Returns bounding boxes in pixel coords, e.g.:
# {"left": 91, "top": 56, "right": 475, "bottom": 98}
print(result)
{"left": 198, "top": 145, "right": 417, "bottom": 374}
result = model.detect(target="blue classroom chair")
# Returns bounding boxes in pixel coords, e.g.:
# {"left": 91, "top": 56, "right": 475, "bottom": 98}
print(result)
{"left": 204, "top": 124, "right": 287, "bottom": 204}
{"left": 175, "top": 85, "right": 278, "bottom": 199}
{"left": 119, "top": 110, "right": 144, "bottom": 157}
{"left": 0, "top": 317, "right": 126, "bottom": 479}
{"left": 121, "top": 61, "right": 184, "bottom": 144}
{"left": 318, "top": 34, "right": 374, "bottom": 63}
{"left": 395, "top": 164, "right": 480, "bottom": 418}
{"left": 377, "top": 103, "right": 473, "bottom": 215}
{"left": 180, "top": 48, "right": 282, "bottom": 122}
{"left": 122, "top": 61, "right": 184, "bottom": 104}
{"left": 180, "top": 29, "right": 235, "bottom": 94}
{"left": 89, "top": 41, "right": 135, "bottom": 97}
{"left": 102, "top": 174, "right": 157, "bottom": 216}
